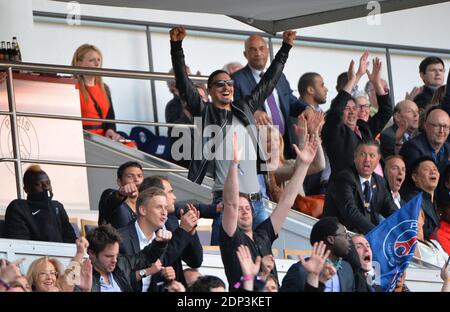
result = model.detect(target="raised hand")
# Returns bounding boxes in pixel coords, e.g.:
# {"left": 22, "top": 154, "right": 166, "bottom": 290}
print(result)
{"left": 282, "top": 30, "right": 297, "bottom": 46}
{"left": 155, "top": 229, "right": 172, "bottom": 242}
{"left": 75, "top": 237, "right": 89, "bottom": 256}
{"left": 356, "top": 51, "right": 370, "bottom": 79}
{"left": 236, "top": 245, "right": 261, "bottom": 278}
{"left": 261, "top": 254, "right": 275, "bottom": 277}
{"left": 307, "top": 111, "right": 325, "bottom": 136}
{"left": 347, "top": 59, "right": 356, "bottom": 83}
{"left": 367, "top": 57, "right": 382, "bottom": 84}
{"left": 118, "top": 182, "right": 139, "bottom": 198}
{"left": 170, "top": 26, "right": 187, "bottom": 42}
{"left": 299, "top": 241, "right": 331, "bottom": 276}
{"left": 180, "top": 203, "right": 199, "bottom": 233}
{"left": 0, "top": 258, "right": 24, "bottom": 284}
{"left": 147, "top": 259, "right": 163, "bottom": 275}
{"left": 293, "top": 114, "right": 308, "bottom": 148}
{"left": 79, "top": 259, "right": 93, "bottom": 292}
{"left": 319, "top": 262, "right": 337, "bottom": 284}
{"left": 293, "top": 133, "right": 319, "bottom": 165}
{"left": 405, "top": 86, "right": 423, "bottom": 101}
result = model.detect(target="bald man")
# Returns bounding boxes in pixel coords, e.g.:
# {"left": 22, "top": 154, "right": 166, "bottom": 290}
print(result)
{"left": 380, "top": 100, "right": 419, "bottom": 159}
{"left": 400, "top": 107, "right": 450, "bottom": 199}
{"left": 231, "top": 34, "right": 308, "bottom": 160}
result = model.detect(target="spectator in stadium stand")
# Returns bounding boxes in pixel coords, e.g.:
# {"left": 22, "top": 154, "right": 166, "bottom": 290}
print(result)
{"left": 353, "top": 91, "right": 371, "bottom": 122}
{"left": 280, "top": 217, "right": 354, "bottom": 292}
{"left": 322, "top": 52, "right": 393, "bottom": 177}
{"left": 165, "top": 66, "right": 192, "bottom": 125}
{"left": 408, "top": 156, "right": 440, "bottom": 241}
{"left": 380, "top": 100, "right": 419, "bottom": 159}
{"left": 26, "top": 237, "right": 92, "bottom": 292}
{"left": 383, "top": 155, "right": 407, "bottom": 209}
{"left": 98, "top": 161, "right": 144, "bottom": 229}
{"left": 434, "top": 164, "right": 450, "bottom": 255}
{"left": 232, "top": 34, "right": 309, "bottom": 161}
{"left": 188, "top": 275, "right": 226, "bottom": 292}
{"left": 118, "top": 186, "right": 202, "bottom": 291}
{"left": 364, "top": 78, "right": 389, "bottom": 114}
{"left": 399, "top": 107, "right": 450, "bottom": 199}
{"left": 323, "top": 140, "right": 397, "bottom": 234}
{"left": 220, "top": 130, "right": 318, "bottom": 290}
{"left": 71, "top": 44, "right": 123, "bottom": 141}
{"left": 413, "top": 56, "right": 446, "bottom": 111}
{"left": 170, "top": 26, "right": 300, "bottom": 246}
{"left": 3, "top": 165, "right": 76, "bottom": 243}
{"left": 87, "top": 224, "right": 170, "bottom": 292}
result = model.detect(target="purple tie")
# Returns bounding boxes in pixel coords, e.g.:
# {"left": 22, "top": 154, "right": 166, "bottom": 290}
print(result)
{"left": 260, "top": 72, "right": 284, "bottom": 135}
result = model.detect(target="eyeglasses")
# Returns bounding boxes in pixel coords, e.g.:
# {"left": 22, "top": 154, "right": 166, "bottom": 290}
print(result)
{"left": 357, "top": 105, "right": 370, "bottom": 111}
{"left": 211, "top": 79, "right": 234, "bottom": 88}
{"left": 38, "top": 271, "right": 58, "bottom": 278}
{"left": 427, "top": 123, "right": 450, "bottom": 131}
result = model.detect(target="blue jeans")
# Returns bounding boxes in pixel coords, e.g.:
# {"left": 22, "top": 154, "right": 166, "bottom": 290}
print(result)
{"left": 210, "top": 196, "right": 269, "bottom": 246}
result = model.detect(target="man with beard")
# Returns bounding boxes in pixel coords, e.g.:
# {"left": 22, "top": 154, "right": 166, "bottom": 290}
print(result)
{"left": 4, "top": 165, "right": 76, "bottom": 243}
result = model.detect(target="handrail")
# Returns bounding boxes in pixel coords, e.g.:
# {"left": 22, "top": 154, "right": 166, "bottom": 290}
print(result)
{"left": 2, "top": 111, "right": 195, "bottom": 129}
{"left": 0, "top": 157, "right": 189, "bottom": 173}
{"left": 0, "top": 61, "right": 208, "bottom": 82}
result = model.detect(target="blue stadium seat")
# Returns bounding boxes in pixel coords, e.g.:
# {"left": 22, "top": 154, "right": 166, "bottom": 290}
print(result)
{"left": 129, "top": 126, "right": 173, "bottom": 162}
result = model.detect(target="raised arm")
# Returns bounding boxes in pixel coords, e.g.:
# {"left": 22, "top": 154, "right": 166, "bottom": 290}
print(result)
{"left": 222, "top": 132, "right": 241, "bottom": 237}
{"left": 170, "top": 26, "right": 203, "bottom": 117}
{"left": 270, "top": 134, "right": 319, "bottom": 234}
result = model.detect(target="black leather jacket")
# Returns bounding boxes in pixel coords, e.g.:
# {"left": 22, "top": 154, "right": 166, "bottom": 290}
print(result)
{"left": 171, "top": 40, "right": 293, "bottom": 185}
{"left": 91, "top": 240, "right": 168, "bottom": 292}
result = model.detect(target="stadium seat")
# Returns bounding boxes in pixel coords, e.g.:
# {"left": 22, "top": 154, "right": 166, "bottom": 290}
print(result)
{"left": 81, "top": 219, "right": 98, "bottom": 237}
{"left": 69, "top": 217, "right": 81, "bottom": 238}
{"left": 129, "top": 126, "right": 173, "bottom": 162}
{"left": 196, "top": 225, "right": 212, "bottom": 246}
{"left": 283, "top": 249, "right": 312, "bottom": 260}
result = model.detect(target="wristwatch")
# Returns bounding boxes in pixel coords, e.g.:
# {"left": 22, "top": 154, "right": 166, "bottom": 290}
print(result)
{"left": 139, "top": 269, "right": 146, "bottom": 278}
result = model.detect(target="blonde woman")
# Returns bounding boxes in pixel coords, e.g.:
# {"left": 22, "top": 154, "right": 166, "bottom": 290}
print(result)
{"left": 71, "top": 44, "right": 122, "bottom": 141}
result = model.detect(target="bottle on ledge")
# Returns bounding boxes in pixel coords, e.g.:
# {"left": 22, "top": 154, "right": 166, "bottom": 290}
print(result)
{"left": 12, "top": 37, "right": 22, "bottom": 62}
{"left": 6, "top": 42, "right": 12, "bottom": 61}
{"left": 0, "top": 41, "right": 6, "bottom": 61}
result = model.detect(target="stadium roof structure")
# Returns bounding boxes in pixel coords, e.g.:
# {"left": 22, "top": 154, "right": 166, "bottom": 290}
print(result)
{"left": 55, "top": 0, "right": 448, "bottom": 34}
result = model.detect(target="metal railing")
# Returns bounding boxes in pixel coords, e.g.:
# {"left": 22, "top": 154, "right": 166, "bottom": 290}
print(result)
{"left": 0, "top": 61, "right": 194, "bottom": 199}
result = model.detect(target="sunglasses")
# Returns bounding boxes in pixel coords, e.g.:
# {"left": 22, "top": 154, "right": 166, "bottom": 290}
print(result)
{"left": 211, "top": 79, "right": 234, "bottom": 88}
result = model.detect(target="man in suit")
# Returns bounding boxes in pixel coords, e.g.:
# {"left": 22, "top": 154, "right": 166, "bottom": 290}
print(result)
{"left": 119, "top": 180, "right": 202, "bottom": 291}
{"left": 322, "top": 54, "right": 392, "bottom": 177}
{"left": 232, "top": 34, "right": 308, "bottom": 159}
{"left": 383, "top": 155, "right": 406, "bottom": 209}
{"left": 280, "top": 217, "right": 354, "bottom": 292}
{"left": 380, "top": 100, "right": 419, "bottom": 159}
{"left": 323, "top": 140, "right": 398, "bottom": 234}
{"left": 399, "top": 107, "right": 450, "bottom": 199}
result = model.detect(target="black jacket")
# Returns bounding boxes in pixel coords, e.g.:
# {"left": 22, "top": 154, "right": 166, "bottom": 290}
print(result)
{"left": 280, "top": 259, "right": 354, "bottom": 292}
{"left": 4, "top": 199, "right": 76, "bottom": 243}
{"left": 91, "top": 239, "right": 168, "bottom": 292}
{"left": 171, "top": 40, "right": 293, "bottom": 185}
{"left": 322, "top": 90, "right": 392, "bottom": 177}
{"left": 98, "top": 189, "right": 136, "bottom": 229}
{"left": 323, "top": 167, "right": 398, "bottom": 234}
{"left": 118, "top": 216, "right": 203, "bottom": 291}
{"left": 413, "top": 85, "right": 435, "bottom": 110}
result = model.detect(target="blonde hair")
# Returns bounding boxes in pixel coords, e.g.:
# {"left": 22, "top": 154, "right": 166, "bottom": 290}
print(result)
{"left": 71, "top": 44, "right": 109, "bottom": 105}
{"left": 26, "top": 256, "right": 65, "bottom": 292}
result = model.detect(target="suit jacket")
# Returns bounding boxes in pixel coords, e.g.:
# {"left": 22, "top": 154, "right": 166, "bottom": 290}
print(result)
{"left": 322, "top": 90, "right": 392, "bottom": 176}
{"left": 118, "top": 216, "right": 203, "bottom": 291}
{"left": 413, "top": 85, "right": 435, "bottom": 110}
{"left": 323, "top": 167, "right": 398, "bottom": 234}
{"left": 380, "top": 123, "right": 397, "bottom": 160}
{"left": 280, "top": 259, "right": 354, "bottom": 292}
{"left": 232, "top": 65, "right": 307, "bottom": 159}
{"left": 399, "top": 133, "right": 450, "bottom": 198}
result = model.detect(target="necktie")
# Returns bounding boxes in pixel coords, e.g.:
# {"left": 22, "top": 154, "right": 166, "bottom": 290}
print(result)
{"left": 260, "top": 72, "right": 284, "bottom": 135}
{"left": 363, "top": 180, "right": 372, "bottom": 212}
{"left": 354, "top": 126, "right": 362, "bottom": 139}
